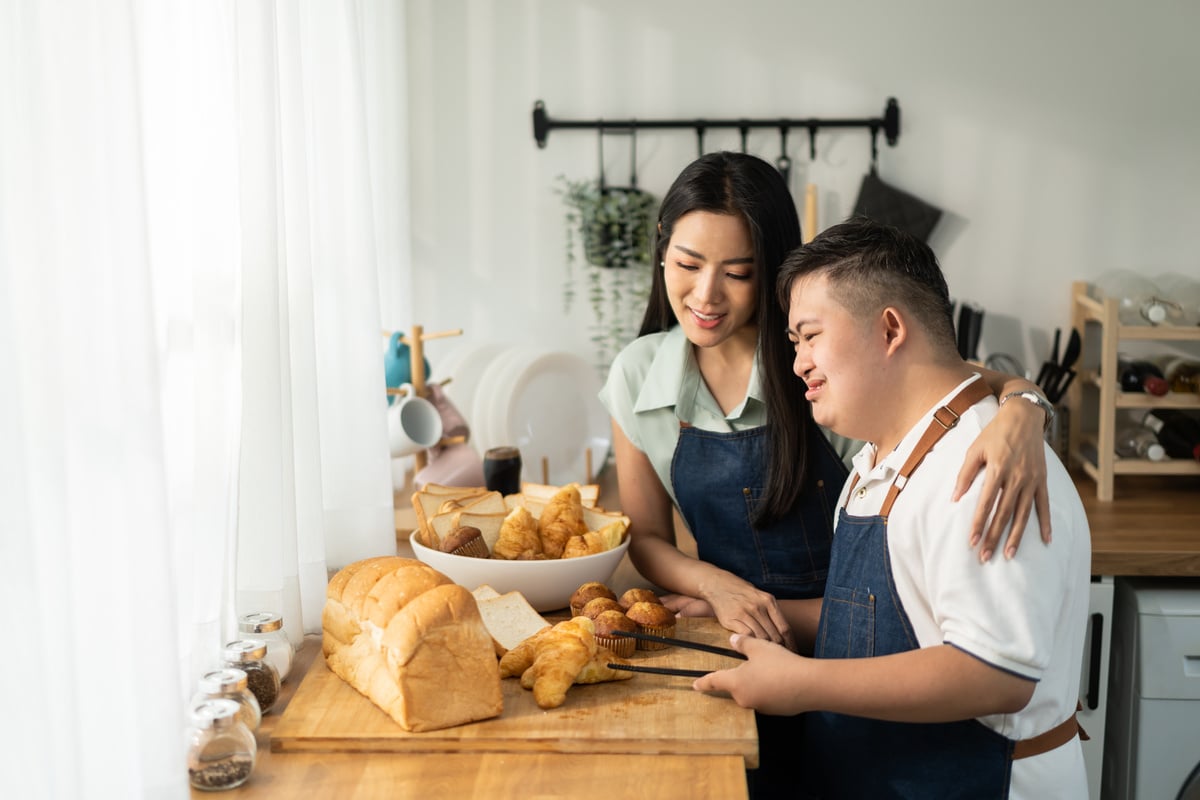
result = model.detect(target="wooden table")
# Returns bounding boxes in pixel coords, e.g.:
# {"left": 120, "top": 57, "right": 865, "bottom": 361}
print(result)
{"left": 203, "top": 634, "right": 752, "bottom": 799}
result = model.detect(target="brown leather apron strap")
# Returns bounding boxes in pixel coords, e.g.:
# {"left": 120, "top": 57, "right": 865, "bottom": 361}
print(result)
{"left": 1013, "top": 702, "right": 1089, "bottom": 760}
{"left": 877, "top": 378, "right": 993, "bottom": 519}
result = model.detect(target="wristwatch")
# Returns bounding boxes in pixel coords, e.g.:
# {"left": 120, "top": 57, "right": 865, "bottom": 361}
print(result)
{"left": 1000, "top": 390, "right": 1055, "bottom": 432}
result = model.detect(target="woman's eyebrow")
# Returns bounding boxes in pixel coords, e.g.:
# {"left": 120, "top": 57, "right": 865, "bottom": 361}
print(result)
{"left": 671, "top": 244, "right": 754, "bottom": 266}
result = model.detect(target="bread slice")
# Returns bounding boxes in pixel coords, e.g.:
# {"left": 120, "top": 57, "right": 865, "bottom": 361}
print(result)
{"left": 472, "top": 585, "right": 501, "bottom": 602}
{"left": 411, "top": 486, "right": 486, "bottom": 548}
{"left": 454, "top": 490, "right": 507, "bottom": 517}
{"left": 477, "top": 591, "right": 551, "bottom": 655}
{"left": 520, "top": 482, "right": 600, "bottom": 507}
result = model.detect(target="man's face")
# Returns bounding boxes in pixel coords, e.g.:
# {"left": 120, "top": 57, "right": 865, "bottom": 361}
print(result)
{"left": 786, "top": 273, "right": 883, "bottom": 443}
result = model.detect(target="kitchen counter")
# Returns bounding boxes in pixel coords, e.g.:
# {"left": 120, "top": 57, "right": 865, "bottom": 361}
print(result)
{"left": 1075, "top": 471, "right": 1200, "bottom": 576}
{"left": 199, "top": 636, "right": 750, "bottom": 799}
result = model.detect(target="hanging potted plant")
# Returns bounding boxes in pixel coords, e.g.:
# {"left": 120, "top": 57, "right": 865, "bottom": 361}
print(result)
{"left": 558, "top": 129, "right": 657, "bottom": 375}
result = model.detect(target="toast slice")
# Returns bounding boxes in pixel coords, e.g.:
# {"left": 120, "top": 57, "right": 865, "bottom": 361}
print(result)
{"left": 411, "top": 485, "right": 487, "bottom": 548}
{"left": 476, "top": 591, "right": 551, "bottom": 655}
{"left": 520, "top": 482, "right": 600, "bottom": 507}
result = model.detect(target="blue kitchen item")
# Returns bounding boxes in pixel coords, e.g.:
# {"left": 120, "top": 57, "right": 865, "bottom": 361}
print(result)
{"left": 385, "top": 332, "right": 432, "bottom": 405}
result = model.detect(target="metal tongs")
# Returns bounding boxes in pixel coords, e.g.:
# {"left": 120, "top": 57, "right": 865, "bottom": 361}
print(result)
{"left": 605, "top": 630, "right": 747, "bottom": 678}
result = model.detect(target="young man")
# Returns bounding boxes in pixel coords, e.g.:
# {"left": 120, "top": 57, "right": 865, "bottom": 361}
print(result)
{"left": 694, "top": 218, "right": 1091, "bottom": 798}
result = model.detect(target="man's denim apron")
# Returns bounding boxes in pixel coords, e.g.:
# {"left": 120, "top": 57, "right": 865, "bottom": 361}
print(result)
{"left": 802, "top": 379, "right": 1015, "bottom": 799}
{"left": 671, "top": 420, "right": 848, "bottom": 799}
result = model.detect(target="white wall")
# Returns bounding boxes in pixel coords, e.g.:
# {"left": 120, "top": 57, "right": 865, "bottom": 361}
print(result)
{"left": 402, "top": 0, "right": 1199, "bottom": 378}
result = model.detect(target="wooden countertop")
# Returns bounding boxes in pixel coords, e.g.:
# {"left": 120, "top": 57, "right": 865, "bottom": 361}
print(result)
{"left": 1075, "top": 471, "right": 1200, "bottom": 576}
{"left": 199, "top": 637, "right": 750, "bottom": 799}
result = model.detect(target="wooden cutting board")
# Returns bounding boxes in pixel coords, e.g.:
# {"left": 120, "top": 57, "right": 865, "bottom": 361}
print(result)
{"left": 271, "top": 617, "right": 758, "bottom": 767}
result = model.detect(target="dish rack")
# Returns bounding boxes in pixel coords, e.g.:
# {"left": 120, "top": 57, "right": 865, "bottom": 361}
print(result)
{"left": 1066, "top": 280, "right": 1200, "bottom": 500}
{"left": 385, "top": 323, "right": 463, "bottom": 472}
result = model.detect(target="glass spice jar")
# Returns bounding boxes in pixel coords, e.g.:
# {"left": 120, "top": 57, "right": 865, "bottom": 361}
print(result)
{"left": 237, "top": 612, "right": 294, "bottom": 681}
{"left": 187, "top": 699, "right": 256, "bottom": 791}
{"left": 222, "top": 640, "right": 281, "bottom": 714}
{"left": 190, "top": 668, "right": 262, "bottom": 732}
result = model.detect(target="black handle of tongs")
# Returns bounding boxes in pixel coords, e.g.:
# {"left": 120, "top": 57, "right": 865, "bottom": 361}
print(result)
{"left": 612, "top": 630, "right": 747, "bottom": 660}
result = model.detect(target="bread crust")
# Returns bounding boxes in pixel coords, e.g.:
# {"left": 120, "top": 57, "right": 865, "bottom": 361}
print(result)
{"left": 322, "top": 557, "right": 503, "bottom": 731}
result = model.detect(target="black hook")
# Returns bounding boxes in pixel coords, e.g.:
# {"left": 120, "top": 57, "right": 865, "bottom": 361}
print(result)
{"left": 597, "top": 123, "right": 607, "bottom": 191}
{"left": 696, "top": 124, "right": 706, "bottom": 158}
{"left": 869, "top": 123, "right": 880, "bottom": 174}
{"left": 739, "top": 122, "right": 749, "bottom": 153}
{"left": 776, "top": 125, "right": 792, "bottom": 184}
{"left": 630, "top": 121, "right": 639, "bottom": 189}
{"left": 808, "top": 122, "right": 818, "bottom": 160}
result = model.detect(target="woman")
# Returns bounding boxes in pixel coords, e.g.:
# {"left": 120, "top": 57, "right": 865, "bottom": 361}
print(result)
{"left": 599, "top": 151, "right": 1052, "bottom": 648}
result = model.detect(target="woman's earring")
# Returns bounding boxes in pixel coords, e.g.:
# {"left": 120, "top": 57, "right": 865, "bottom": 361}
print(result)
{"left": 659, "top": 260, "right": 665, "bottom": 268}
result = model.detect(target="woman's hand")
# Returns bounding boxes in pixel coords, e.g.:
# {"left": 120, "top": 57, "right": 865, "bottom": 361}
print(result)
{"left": 673, "top": 572, "right": 794, "bottom": 650}
{"left": 954, "top": 394, "right": 1051, "bottom": 562}
{"left": 659, "top": 593, "right": 714, "bottom": 618}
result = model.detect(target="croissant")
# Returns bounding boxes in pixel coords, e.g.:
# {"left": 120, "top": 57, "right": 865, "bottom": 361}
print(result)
{"left": 498, "top": 625, "right": 553, "bottom": 678}
{"left": 517, "top": 617, "right": 596, "bottom": 709}
{"left": 493, "top": 505, "right": 542, "bottom": 560}
{"left": 575, "top": 647, "right": 634, "bottom": 684}
{"left": 538, "top": 483, "right": 587, "bottom": 559}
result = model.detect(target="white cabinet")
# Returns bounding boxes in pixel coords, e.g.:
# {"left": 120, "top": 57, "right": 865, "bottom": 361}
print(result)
{"left": 1081, "top": 577, "right": 1114, "bottom": 800}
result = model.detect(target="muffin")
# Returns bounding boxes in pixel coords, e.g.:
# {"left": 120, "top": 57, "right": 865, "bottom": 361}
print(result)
{"left": 570, "top": 582, "right": 617, "bottom": 616}
{"left": 617, "top": 587, "right": 659, "bottom": 611}
{"left": 624, "top": 601, "right": 676, "bottom": 650}
{"left": 592, "top": 609, "right": 637, "bottom": 658}
{"left": 440, "top": 525, "right": 489, "bottom": 559}
{"left": 580, "top": 597, "right": 623, "bottom": 620}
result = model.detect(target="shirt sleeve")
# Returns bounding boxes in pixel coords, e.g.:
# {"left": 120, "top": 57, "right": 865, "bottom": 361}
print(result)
{"left": 899, "top": 435, "right": 1066, "bottom": 681}
{"left": 598, "top": 341, "right": 647, "bottom": 453}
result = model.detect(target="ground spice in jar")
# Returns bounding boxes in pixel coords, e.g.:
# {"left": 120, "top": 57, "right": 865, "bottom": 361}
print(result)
{"left": 187, "top": 699, "right": 256, "bottom": 792}
{"left": 222, "top": 640, "right": 281, "bottom": 713}
{"left": 189, "top": 753, "right": 254, "bottom": 790}
{"left": 242, "top": 663, "right": 278, "bottom": 711}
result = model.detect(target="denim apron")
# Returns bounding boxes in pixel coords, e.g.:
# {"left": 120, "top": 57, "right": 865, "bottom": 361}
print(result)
{"left": 671, "top": 420, "right": 848, "bottom": 800}
{"left": 802, "top": 379, "right": 1016, "bottom": 799}
{"left": 670, "top": 422, "right": 847, "bottom": 600}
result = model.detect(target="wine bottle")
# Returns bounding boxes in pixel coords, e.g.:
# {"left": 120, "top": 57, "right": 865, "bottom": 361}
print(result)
{"left": 1155, "top": 356, "right": 1200, "bottom": 394}
{"left": 1115, "top": 426, "right": 1167, "bottom": 461}
{"left": 1141, "top": 409, "right": 1200, "bottom": 461}
{"left": 1117, "top": 358, "right": 1169, "bottom": 396}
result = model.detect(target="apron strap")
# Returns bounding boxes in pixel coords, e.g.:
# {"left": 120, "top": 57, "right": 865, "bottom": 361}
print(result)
{"left": 878, "top": 378, "right": 993, "bottom": 520}
{"left": 1013, "top": 701, "right": 1089, "bottom": 759}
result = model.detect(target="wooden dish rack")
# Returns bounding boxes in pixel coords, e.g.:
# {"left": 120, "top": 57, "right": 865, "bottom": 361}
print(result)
{"left": 385, "top": 324, "right": 463, "bottom": 472}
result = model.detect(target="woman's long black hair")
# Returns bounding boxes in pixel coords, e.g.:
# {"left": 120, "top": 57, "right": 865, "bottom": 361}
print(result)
{"left": 638, "top": 151, "right": 813, "bottom": 528}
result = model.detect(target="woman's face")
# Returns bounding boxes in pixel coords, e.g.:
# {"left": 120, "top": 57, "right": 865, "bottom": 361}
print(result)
{"left": 663, "top": 211, "right": 759, "bottom": 349}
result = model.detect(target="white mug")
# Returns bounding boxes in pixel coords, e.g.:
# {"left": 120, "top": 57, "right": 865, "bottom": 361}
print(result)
{"left": 387, "top": 383, "right": 444, "bottom": 458}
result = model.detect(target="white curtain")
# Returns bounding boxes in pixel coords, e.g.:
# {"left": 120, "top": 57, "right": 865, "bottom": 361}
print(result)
{"left": 0, "top": 1, "right": 408, "bottom": 797}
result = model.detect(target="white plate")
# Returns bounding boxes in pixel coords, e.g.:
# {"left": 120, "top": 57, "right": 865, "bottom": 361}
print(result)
{"left": 433, "top": 343, "right": 506, "bottom": 431}
{"left": 470, "top": 345, "right": 533, "bottom": 457}
{"left": 491, "top": 351, "right": 611, "bottom": 486}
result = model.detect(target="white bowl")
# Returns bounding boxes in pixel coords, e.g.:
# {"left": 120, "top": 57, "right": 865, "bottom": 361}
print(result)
{"left": 408, "top": 530, "right": 630, "bottom": 613}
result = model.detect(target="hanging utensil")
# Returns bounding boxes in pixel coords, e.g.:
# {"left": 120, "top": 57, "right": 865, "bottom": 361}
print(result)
{"left": 596, "top": 123, "right": 608, "bottom": 193}
{"left": 776, "top": 124, "right": 791, "bottom": 185}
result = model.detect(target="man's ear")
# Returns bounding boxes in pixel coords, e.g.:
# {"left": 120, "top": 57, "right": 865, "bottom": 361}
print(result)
{"left": 881, "top": 307, "right": 908, "bottom": 355}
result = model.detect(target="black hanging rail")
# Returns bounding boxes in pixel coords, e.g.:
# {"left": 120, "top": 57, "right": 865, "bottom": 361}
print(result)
{"left": 531, "top": 98, "right": 900, "bottom": 159}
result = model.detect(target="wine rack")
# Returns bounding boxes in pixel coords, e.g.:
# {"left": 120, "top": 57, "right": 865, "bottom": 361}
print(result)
{"left": 1067, "top": 281, "right": 1200, "bottom": 500}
